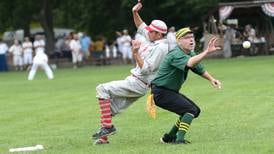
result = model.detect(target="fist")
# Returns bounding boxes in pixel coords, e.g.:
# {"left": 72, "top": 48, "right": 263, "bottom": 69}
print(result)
{"left": 132, "top": 3, "right": 142, "bottom": 12}
{"left": 132, "top": 40, "right": 141, "bottom": 52}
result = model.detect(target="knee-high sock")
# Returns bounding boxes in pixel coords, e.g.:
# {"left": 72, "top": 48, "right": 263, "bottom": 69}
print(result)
{"left": 99, "top": 99, "right": 112, "bottom": 128}
{"left": 100, "top": 136, "right": 108, "bottom": 142}
{"left": 168, "top": 118, "right": 180, "bottom": 137}
{"left": 176, "top": 113, "right": 194, "bottom": 141}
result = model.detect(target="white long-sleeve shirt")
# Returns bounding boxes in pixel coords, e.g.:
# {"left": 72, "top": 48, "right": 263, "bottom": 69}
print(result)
{"left": 22, "top": 41, "right": 33, "bottom": 54}
{"left": 167, "top": 31, "right": 177, "bottom": 50}
{"left": 0, "top": 43, "right": 8, "bottom": 54}
{"left": 34, "top": 40, "right": 45, "bottom": 54}
{"left": 69, "top": 39, "right": 81, "bottom": 53}
{"left": 9, "top": 44, "right": 23, "bottom": 56}
{"left": 130, "top": 22, "right": 168, "bottom": 84}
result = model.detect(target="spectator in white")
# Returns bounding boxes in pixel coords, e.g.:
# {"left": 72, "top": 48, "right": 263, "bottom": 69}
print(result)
{"left": 111, "top": 41, "right": 118, "bottom": 59}
{"left": 105, "top": 42, "right": 111, "bottom": 65}
{"left": 244, "top": 24, "right": 258, "bottom": 42}
{"left": 70, "top": 33, "right": 82, "bottom": 68}
{"left": 0, "top": 38, "right": 9, "bottom": 71}
{"left": 115, "top": 31, "right": 123, "bottom": 57}
{"left": 22, "top": 37, "right": 33, "bottom": 69}
{"left": 9, "top": 39, "right": 23, "bottom": 71}
{"left": 223, "top": 24, "right": 236, "bottom": 58}
{"left": 166, "top": 26, "right": 177, "bottom": 50}
{"left": 28, "top": 35, "right": 53, "bottom": 80}
{"left": 120, "top": 29, "right": 132, "bottom": 64}
{"left": 80, "top": 32, "right": 92, "bottom": 63}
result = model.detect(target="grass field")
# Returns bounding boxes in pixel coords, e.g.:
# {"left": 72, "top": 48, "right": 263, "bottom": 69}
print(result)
{"left": 1, "top": 56, "right": 274, "bottom": 154}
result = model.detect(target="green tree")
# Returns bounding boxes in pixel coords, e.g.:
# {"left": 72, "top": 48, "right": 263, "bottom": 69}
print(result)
{"left": 1, "top": 0, "right": 256, "bottom": 53}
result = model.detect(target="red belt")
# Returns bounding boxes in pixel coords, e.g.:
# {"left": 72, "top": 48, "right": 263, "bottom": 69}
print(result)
{"left": 132, "top": 74, "right": 148, "bottom": 85}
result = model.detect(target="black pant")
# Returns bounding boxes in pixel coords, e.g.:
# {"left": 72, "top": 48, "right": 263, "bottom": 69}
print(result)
{"left": 152, "top": 85, "right": 201, "bottom": 118}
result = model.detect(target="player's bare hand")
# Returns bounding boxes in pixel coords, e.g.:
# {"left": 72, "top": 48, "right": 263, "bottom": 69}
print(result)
{"left": 211, "top": 78, "right": 222, "bottom": 89}
{"left": 206, "top": 37, "right": 221, "bottom": 53}
{"left": 132, "top": 3, "right": 142, "bottom": 12}
{"left": 132, "top": 40, "right": 141, "bottom": 53}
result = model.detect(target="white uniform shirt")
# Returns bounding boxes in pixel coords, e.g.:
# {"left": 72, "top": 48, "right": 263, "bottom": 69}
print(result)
{"left": 135, "top": 32, "right": 147, "bottom": 45}
{"left": 9, "top": 45, "right": 23, "bottom": 56}
{"left": 69, "top": 39, "right": 81, "bottom": 52}
{"left": 22, "top": 41, "right": 33, "bottom": 54}
{"left": 34, "top": 40, "right": 45, "bottom": 54}
{"left": 167, "top": 31, "right": 177, "bottom": 50}
{"left": 0, "top": 43, "right": 8, "bottom": 54}
{"left": 130, "top": 22, "right": 168, "bottom": 84}
{"left": 33, "top": 51, "right": 48, "bottom": 64}
{"left": 120, "top": 35, "right": 132, "bottom": 47}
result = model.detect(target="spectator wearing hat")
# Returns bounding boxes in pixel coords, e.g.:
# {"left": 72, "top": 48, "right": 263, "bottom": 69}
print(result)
{"left": 150, "top": 27, "right": 222, "bottom": 144}
{"left": 91, "top": 2, "right": 169, "bottom": 145}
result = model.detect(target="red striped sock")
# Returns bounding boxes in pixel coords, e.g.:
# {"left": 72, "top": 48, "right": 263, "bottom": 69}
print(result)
{"left": 100, "top": 136, "right": 108, "bottom": 141}
{"left": 99, "top": 99, "right": 112, "bottom": 128}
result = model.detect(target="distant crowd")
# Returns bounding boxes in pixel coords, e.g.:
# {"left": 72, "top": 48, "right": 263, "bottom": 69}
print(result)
{"left": 0, "top": 27, "right": 177, "bottom": 72}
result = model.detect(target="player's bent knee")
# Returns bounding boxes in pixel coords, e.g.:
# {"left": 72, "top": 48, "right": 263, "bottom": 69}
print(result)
{"left": 96, "top": 84, "right": 110, "bottom": 99}
{"left": 188, "top": 106, "right": 201, "bottom": 118}
{"left": 193, "top": 106, "right": 201, "bottom": 118}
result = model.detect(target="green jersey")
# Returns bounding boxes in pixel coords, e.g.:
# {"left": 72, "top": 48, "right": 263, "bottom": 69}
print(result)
{"left": 151, "top": 46, "right": 205, "bottom": 92}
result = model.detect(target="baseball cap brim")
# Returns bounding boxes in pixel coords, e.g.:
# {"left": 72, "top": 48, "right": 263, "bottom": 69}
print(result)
{"left": 145, "top": 26, "right": 154, "bottom": 32}
{"left": 145, "top": 23, "right": 167, "bottom": 34}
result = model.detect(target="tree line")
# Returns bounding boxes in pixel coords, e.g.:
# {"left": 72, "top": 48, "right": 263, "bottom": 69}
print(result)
{"left": 0, "top": 0, "right": 244, "bottom": 53}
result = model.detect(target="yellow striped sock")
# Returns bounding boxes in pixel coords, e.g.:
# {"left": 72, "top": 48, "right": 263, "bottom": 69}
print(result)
{"left": 175, "top": 119, "right": 180, "bottom": 127}
{"left": 179, "top": 122, "right": 189, "bottom": 132}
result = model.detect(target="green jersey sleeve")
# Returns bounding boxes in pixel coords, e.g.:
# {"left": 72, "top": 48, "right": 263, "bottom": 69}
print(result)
{"left": 189, "top": 51, "right": 205, "bottom": 75}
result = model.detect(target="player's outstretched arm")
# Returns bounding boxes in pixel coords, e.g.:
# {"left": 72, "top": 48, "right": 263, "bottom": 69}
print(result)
{"left": 202, "top": 71, "right": 222, "bottom": 89}
{"left": 187, "top": 37, "right": 221, "bottom": 67}
{"left": 132, "top": 3, "right": 144, "bottom": 28}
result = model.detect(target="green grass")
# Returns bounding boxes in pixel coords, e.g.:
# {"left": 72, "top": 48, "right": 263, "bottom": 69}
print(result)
{"left": 1, "top": 56, "right": 274, "bottom": 154}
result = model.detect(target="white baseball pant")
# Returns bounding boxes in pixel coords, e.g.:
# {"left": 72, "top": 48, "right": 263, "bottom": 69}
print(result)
{"left": 13, "top": 55, "right": 23, "bottom": 66}
{"left": 96, "top": 75, "right": 149, "bottom": 116}
{"left": 121, "top": 46, "right": 132, "bottom": 60}
{"left": 72, "top": 51, "right": 83, "bottom": 64}
{"left": 24, "top": 53, "right": 33, "bottom": 65}
{"left": 28, "top": 62, "right": 54, "bottom": 80}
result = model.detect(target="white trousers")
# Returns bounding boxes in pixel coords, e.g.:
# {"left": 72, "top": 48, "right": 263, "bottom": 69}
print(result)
{"left": 72, "top": 51, "right": 83, "bottom": 64}
{"left": 96, "top": 75, "right": 149, "bottom": 116}
{"left": 28, "top": 62, "right": 54, "bottom": 80}
{"left": 24, "top": 53, "right": 33, "bottom": 65}
{"left": 13, "top": 55, "right": 23, "bottom": 66}
{"left": 121, "top": 46, "right": 132, "bottom": 60}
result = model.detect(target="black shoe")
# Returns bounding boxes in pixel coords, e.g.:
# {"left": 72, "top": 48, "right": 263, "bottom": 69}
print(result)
{"left": 160, "top": 133, "right": 176, "bottom": 144}
{"left": 92, "top": 125, "right": 117, "bottom": 140}
{"left": 172, "top": 140, "right": 191, "bottom": 144}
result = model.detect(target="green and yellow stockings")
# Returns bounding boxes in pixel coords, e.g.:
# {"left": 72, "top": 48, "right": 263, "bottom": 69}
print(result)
{"left": 168, "top": 113, "right": 194, "bottom": 142}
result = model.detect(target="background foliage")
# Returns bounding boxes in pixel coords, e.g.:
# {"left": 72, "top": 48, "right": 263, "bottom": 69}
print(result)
{"left": 0, "top": 0, "right": 257, "bottom": 52}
